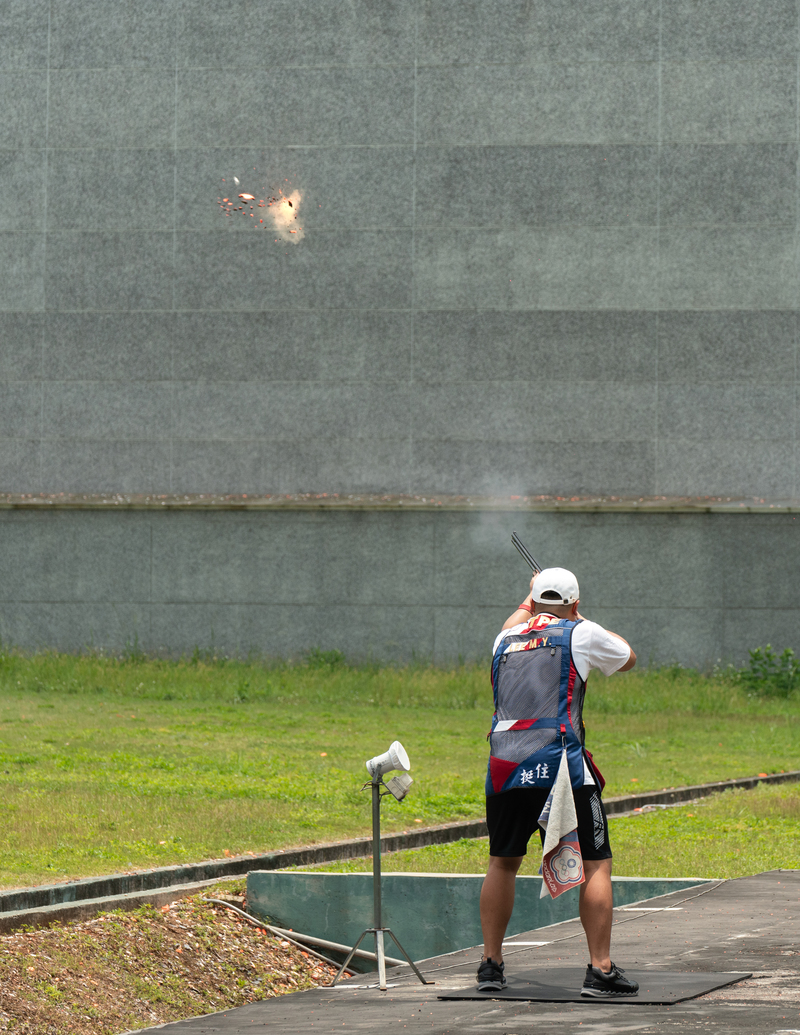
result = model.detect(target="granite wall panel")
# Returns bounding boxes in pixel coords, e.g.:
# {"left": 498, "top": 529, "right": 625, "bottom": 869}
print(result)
{"left": 3, "top": 0, "right": 800, "bottom": 660}
{"left": 656, "top": 311, "right": 796, "bottom": 383}
{"left": 657, "top": 228, "right": 798, "bottom": 309}
{"left": 0, "top": 440, "right": 40, "bottom": 491}
{"left": 417, "top": 0, "right": 659, "bottom": 65}
{"left": 659, "top": 143, "right": 796, "bottom": 225}
{"left": 412, "top": 310, "right": 657, "bottom": 383}
{"left": 411, "top": 440, "right": 657, "bottom": 496}
{"left": 41, "top": 382, "right": 174, "bottom": 440}
{"left": 415, "top": 145, "right": 658, "bottom": 228}
{"left": 46, "top": 150, "right": 176, "bottom": 231}
{"left": 177, "top": 68, "right": 415, "bottom": 148}
{"left": 0, "top": 71, "right": 47, "bottom": 147}
{"left": 656, "top": 441, "right": 789, "bottom": 498}
{"left": 4, "top": 0, "right": 799, "bottom": 501}
{"left": 414, "top": 383, "right": 655, "bottom": 442}
{"left": 0, "top": 509, "right": 151, "bottom": 601}
{"left": 660, "top": 0, "right": 797, "bottom": 60}
{"left": 49, "top": 0, "right": 179, "bottom": 68}
{"left": 0, "top": 603, "right": 151, "bottom": 652}
{"left": 47, "top": 70, "right": 176, "bottom": 148}
{"left": 174, "top": 229, "right": 412, "bottom": 311}
{"left": 173, "top": 382, "right": 411, "bottom": 441}
{"left": 1, "top": 507, "right": 796, "bottom": 666}
{"left": 0, "top": 313, "right": 43, "bottom": 380}
{"left": 0, "top": 149, "right": 45, "bottom": 231}
{"left": 0, "top": 0, "right": 50, "bottom": 69}
{"left": 0, "top": 382, "right": 41, "bottom": 438}
{"left": 0, "top": 233, "right": 45, "bottom": 310}
{"left": 272, "top": 438, "right": 412, "bottom": 495}
{"left": 43, "top": 312, "right": 175, "bottom": 381}
{"left": 178, "top": 0, "right": 416, "bottom": 68}
{"left": 415, "top": 64, "right": 659, "bottom": 146}
{"left": 660, "top": 61, "right": 796, "bottom": 143}
{"left": 39, "top": 441, "right": 173, "bottom": 494}
{"left": 171, "top": 310, "right": 412, "bottom": 383}
{"left": 45, "top": 232, "right": 174, "bottom": 310}
{"left": 414, "top": 228, "right": 659, "bottom": 310}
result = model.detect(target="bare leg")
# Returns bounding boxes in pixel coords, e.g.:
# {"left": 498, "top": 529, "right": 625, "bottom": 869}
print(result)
{"left": 579, "top": 857, "right": 613, "bottom": 971}
{"left": 480, "top": 855, "right": 523, "bottom": 962}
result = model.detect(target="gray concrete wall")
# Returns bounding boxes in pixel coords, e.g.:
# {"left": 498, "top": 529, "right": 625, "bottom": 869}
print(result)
{"left": 2, "top": 505, "right": 797, "bottom": 667}
{"left": 2, "top": 0, "right": 799, "bottom": 499}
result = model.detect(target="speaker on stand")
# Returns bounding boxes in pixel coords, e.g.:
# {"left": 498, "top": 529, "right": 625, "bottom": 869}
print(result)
{"left": 328, "top": 741, "right": 434, "bottom": 991}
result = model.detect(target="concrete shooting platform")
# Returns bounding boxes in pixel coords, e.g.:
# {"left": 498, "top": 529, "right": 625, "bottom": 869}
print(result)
{"left": 129, "top": 870, "right": 800, "bottom": 1035}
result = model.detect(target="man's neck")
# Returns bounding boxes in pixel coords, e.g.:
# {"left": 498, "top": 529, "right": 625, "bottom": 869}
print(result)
{"left": 532, "top": 605, "right": 575, "bottom": 621}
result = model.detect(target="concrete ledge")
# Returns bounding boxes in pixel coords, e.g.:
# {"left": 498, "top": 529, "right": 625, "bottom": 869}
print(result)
{"left": 0, "top": 881, "right": 232, "bottom": 933}
{"left": 2, "top": 493, "right": 799, "bottom": 513}
{"left": 603, "top": 769, "right": 800, "bottom": 815}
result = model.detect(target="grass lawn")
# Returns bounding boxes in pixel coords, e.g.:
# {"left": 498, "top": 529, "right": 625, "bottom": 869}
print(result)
{"left": 304, "top": 781, "right": 800, "bottom": 880}
{"left": 0, "top": 650, "right": 798, "bottom": 887}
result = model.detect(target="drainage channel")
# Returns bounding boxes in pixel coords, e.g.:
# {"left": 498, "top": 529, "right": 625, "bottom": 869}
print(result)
{"left": 0, "top": 770, "right": 797, "bottom": 932}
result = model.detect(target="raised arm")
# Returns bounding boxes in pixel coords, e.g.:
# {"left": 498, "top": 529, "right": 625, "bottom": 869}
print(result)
{"left": 606, "top": 630, "right": 636, "bottom": 671}
{"left": 501, "top": 575, "right": 536, "bottom": 629}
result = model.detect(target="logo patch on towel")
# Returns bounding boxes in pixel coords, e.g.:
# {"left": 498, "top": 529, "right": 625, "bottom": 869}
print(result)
{"left": 548, "top": 842, "right": 585, "bottom": 887}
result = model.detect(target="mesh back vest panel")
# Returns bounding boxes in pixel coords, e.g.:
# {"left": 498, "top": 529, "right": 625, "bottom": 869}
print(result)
{"left": 487, "top": 615, "right": 587, "bottom": 795}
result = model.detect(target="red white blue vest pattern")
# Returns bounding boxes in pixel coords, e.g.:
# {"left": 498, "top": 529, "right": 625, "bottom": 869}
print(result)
{"left": 486, "top": 614, "right": 587, "bottom": 795}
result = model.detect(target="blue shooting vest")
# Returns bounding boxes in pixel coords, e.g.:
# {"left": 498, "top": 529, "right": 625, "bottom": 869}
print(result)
{"left": 486, "top": 615, "right": 587, "bottom": 795}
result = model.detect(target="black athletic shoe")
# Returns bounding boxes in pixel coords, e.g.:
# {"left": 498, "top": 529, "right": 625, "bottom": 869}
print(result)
{"left": 581, "top": 962, "right": 639, "bottom": 997}
{"left": 476, "top": 957, "right": 507, "bottom": 991}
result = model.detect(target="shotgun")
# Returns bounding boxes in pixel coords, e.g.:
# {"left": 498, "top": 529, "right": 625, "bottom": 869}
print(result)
{"left": 511, "top": 531, "right": 542, "bottom": 574}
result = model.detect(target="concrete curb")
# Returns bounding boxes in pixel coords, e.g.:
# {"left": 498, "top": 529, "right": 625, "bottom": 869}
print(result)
{"left": 0, "top": 818, "right": 488, "bottom": 917}
{"left": 0, "top": 881, "right": 230, "bottom": 933}
{"left": 0, "top": 770, "right": 796, "bottom": 932}
{"left": 602, "top": 769, "right": 800, "bottom": 815}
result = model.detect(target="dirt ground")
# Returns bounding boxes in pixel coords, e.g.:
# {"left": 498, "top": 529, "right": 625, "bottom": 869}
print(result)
{"left": 0, "top": 884, "right": 338, "bottom": 1035}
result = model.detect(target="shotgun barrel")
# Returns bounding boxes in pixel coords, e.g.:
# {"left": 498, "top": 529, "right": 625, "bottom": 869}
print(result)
{"left": 511, "top": 531, "right": 542, "bottom": 574}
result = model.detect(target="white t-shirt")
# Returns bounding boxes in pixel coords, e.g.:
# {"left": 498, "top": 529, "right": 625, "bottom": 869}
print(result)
{"left": 492, "top": 615, "right": 631, "bottom": 785}
{"left": 492, "top": 616, "right": 631, "bottom": 680}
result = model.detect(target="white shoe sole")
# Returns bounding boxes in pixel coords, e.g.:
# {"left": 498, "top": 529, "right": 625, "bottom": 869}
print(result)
{"left": 580, "top": 987, "right": 638, "bottom": 997}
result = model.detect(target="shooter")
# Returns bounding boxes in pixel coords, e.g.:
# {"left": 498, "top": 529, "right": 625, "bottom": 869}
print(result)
{"left": 477, "top": 545, "right": 638, "bottom": 998}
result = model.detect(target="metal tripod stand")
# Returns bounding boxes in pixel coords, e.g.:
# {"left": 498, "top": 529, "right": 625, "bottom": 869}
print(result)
{"left": 329, "top": 776, "right": 434, "bottom": 990}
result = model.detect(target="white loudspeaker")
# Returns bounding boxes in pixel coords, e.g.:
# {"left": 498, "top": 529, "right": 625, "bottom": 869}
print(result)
{"left": 365, "top": 740, "right": 410, "bottom": 779}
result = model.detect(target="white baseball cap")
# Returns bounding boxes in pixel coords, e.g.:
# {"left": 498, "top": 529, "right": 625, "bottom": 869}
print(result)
{"left": 532, "top": 567, "right": 580, "bottom": 606}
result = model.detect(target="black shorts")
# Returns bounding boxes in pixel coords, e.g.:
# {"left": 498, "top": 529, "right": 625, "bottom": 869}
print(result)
{"left": 486, "top": 786, "right": 612, "bottom": 861}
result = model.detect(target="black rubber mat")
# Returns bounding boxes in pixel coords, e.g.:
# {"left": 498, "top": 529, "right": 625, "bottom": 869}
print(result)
{"left": 438, "top": 968, "right": 751, "bottom": 1004}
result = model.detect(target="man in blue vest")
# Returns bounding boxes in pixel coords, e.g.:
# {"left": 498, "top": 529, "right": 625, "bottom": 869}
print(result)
{"left": 477, "top": 566, "right": 638, "bottom": 997}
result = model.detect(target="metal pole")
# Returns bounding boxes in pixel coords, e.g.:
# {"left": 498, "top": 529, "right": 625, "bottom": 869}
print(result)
{"left": 328, "top": 771, "right": 432, "bottom": 989}
{"left": 375, "top": 929, "right": 387, "bottom": 990}
{"left": 372, "top": 778, "right": 382, "bottom": 931}
{"left": 371, "top": 778, "right": 389, "bottom": 988}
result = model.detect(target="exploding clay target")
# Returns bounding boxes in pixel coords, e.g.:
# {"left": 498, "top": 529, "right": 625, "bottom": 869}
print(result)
{"left": 217, "top": 177, "right": 304, "bottom": 242}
